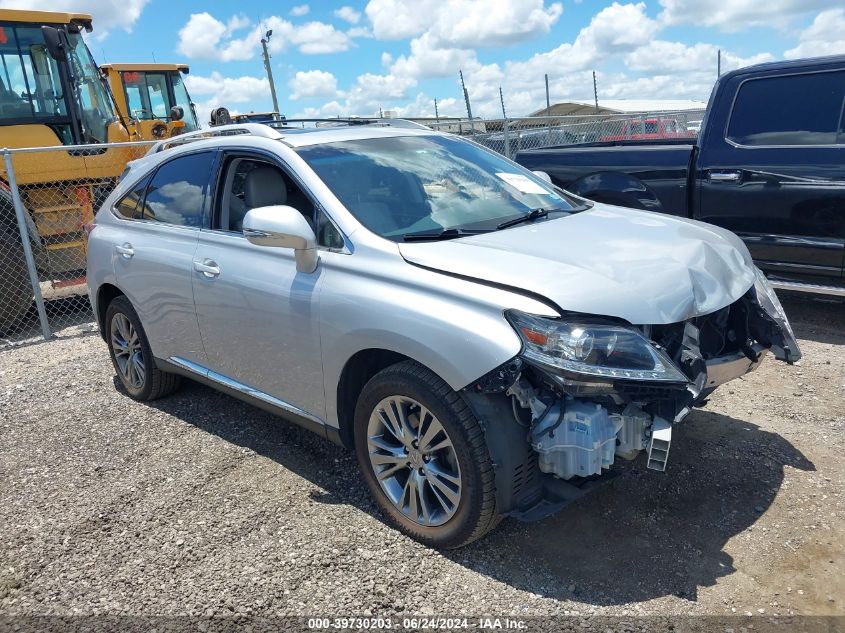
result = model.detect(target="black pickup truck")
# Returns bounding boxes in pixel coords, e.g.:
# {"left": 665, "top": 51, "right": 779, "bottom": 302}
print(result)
{"left": 516, "top": 55, "right": 845, "bottom": 296}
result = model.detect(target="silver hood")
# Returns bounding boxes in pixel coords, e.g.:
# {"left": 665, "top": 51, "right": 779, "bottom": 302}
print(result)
{"left": 398, "top": 204, "right": 756, "bottom": 325}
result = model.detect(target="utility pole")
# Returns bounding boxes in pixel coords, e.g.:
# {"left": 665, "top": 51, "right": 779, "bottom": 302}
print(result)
{"left": 459, "top": 69, "right": 473, "bottom": 124}
{"left": 499, "top": 86, "right": 507, "bottom": 118}
{"left": 717, "top": 49, "right": 721, "bottom": 78}
{"left": 261, "top": 30, "right": 281, "bottom": 116}
{"left": 593, "top": 71, "right": 599, "bottom": 112}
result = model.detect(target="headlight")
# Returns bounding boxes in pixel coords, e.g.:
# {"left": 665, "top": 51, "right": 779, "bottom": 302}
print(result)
{"left": 506, "top": 310, "right": 689, "bottom": 383}
{"left": 753, "top": 266, "right": 795, "bottom": 341}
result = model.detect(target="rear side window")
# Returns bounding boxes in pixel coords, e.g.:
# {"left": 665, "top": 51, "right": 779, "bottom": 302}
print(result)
{"left": 727, "top": 71, "right": 845, "bottom": 146}
{"left": 114, "top": 174, "right": 151, "bottom": 220}
{"left": 143, "top": 151, "right": 215, "bottom": 227}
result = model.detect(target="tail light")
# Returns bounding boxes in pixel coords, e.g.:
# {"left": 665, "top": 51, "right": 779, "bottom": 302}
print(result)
{"left": 83, "top": 222, "right": 97, "bottom": 239}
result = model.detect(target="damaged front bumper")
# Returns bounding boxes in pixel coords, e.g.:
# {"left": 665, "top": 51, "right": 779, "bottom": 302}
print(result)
{"left": 463, "top": 271, "right": 800, "bottom": 521}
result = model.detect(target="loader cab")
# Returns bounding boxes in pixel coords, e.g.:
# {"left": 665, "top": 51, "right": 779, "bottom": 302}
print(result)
{"left": 101, "top": 63, "right": 200, "bottom": 138}
{"left": 0, "top": 10, "right": 126, "bottom": 147}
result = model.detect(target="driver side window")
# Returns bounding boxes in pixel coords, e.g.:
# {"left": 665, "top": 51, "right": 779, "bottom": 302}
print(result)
{"left": 214, "top": 154, "right": 344, "bottom": 248}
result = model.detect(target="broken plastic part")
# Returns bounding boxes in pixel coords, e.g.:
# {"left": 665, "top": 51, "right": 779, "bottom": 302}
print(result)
{"left": 647, "top": 417, "right": 672, "bottom": 471}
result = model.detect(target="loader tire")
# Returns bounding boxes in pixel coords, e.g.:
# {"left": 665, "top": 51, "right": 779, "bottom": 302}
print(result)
{"left": 0, "top": 233, "right": 33, "bottom": 334}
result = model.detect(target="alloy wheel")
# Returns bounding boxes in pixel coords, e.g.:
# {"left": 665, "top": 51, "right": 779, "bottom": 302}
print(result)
{"left": 110, "top": 313, "right": 145, "bottom": 389}
{"left": 366, "top": 396, "right": 462, "bottom": 527}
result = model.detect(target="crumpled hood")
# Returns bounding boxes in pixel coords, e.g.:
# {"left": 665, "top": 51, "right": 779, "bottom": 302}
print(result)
{"left": 398, "top": 204, "right": 756, "bottom": 325}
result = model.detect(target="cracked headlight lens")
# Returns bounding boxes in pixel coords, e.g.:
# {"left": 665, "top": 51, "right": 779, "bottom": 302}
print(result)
{"left": 506, "top": 310, "right": 689, "bottom": 383}
{"left": 753, "top": 266, "right": 795, "bottom": 341}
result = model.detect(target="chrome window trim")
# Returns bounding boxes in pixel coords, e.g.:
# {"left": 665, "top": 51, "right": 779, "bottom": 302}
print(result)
{"left": 723, "top": 67, "right": 845, "bottom": 149}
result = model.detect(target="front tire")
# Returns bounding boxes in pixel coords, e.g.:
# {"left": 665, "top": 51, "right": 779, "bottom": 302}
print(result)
{"left": 354, "top": 361, "right": 500, "bottom": 548}
{"left": 105, "top": 296, "right": 181, "bottom": 401}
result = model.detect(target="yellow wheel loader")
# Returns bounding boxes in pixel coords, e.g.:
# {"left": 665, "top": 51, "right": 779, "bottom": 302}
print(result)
{"left": 0, "top": 9, "right": 137, "bottom": 333}
{"left": 99, "top": 63, "right": 199, "bottom": 140}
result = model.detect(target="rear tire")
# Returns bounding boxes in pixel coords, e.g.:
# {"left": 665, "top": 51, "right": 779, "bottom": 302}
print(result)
{"left": 0, "top": 233, "right": 33, "bottom": 334}
{"left": 105, "top": 296, "right": 181, "bottom": 401}
{"left": 354, "top": 360, "right": 500, "bottom": 549}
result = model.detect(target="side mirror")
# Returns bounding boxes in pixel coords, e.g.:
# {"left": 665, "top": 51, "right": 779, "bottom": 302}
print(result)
{"left": 41, "top": 26, "right": 68, "bottom": 62}
{"left": 532, "top": 170, "right": 552, "bottom": 184}
{"left": 243, "top": 205, "right": 319, "bottom": 273}
{"left": 169, "top": 106, "right": 184, "bottom": 122}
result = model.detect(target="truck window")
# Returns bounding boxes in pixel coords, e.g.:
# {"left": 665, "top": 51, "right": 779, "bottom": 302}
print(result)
{"left": 727, "top": 71, "right": 845, "bottom": 146}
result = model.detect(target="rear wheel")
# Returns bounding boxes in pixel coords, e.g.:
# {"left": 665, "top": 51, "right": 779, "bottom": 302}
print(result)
{"left": 354, "top": 361, "right": 500, "bottom": 548}
{"left": 0, "top": 233, "right": 33, "bottom": 334}
{"left": 105, "top": 296, "right": 181, "bottom": 401}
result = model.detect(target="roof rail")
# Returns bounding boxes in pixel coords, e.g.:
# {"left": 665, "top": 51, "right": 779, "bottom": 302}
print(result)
{"left": 266, "top": 117, "right": 430, "bottom": 130}
{"left": 149, "top": 124, "right": 283, "bottom": 154}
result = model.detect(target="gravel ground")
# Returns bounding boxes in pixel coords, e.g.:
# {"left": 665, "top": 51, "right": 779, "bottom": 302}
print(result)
{"left": 0, "top": 293, "right": 843, "bottom": 620}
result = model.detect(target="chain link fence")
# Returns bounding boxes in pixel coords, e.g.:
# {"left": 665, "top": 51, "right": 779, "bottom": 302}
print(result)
{"left": 0, "top": 141, "right": 155, "bottom": 348}
{"left": 426, "top": 110, "right": 706, "bottom": 159}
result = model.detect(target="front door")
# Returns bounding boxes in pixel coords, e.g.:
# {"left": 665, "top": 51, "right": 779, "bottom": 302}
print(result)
{"left": 191, "top": 152, "right": 326, "bottom": 419}
{"left": 697, "top": 68, "right": 845, "bottom": 282}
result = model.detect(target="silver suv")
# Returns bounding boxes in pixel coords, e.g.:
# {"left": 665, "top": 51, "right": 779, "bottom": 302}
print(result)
{"left": 87, "top": 122, "right": 800, "bottom": 548}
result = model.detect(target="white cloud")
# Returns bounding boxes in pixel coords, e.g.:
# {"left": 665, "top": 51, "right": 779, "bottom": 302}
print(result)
{"left": 365, "top": 0, "right": 562, "bottom": 47}
{"left": 175, "top": 12, "right": 353, "bottom": 61}
{"left": 184, "top": 71, "right": 270, "bottom": 126}
{"left": 0, "top": 0, "right": 149, "bottom": 36}
{"left": 176, "top": 13, "right": 232, "bottom": 60}
{"left": 504, "top": 2, "right": 659, "bottom": 82}
{"left": 185, "top": 71, "right": 269, "bottom": 103}
{"left": 334, "top": 6, "right": 361, "bottom": 24}
{"left": 658, "top": 0, "right": 842, "bottom": 31}
{"left": 785, "top": 8, "right": 845, "bottom": 59}
{"left": 390, "top": 33, "right": 478, "bottom": 79}
{"left": 289, "top": 70, "right": 338, "bottom": 100}
{"left": 291, "top": 21, "right": 354, "bottom": 54}
{"left": 626, "top": 41, "right": 773, "bottom": 74}
{"left": 347, "top": 26, "right": 374, "bottom": 38}
{"left": 290, "top": 4, "right": 309, "bottom": 17}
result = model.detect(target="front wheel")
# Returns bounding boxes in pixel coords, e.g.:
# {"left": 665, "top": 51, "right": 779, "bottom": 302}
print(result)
{"left": 354, "top": 361, "right": 500, "bottom": 548}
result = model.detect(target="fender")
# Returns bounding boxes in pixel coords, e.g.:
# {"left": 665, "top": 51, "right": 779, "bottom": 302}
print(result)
{"left": 566, "top": 171, "right": 664, "bottom": 212}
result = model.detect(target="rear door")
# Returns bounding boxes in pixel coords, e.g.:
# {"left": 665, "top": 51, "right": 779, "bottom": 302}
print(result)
{"left": 697, "top": 67, "right": 845, "bottom": 281}
{"left": 112, "top": 150, "right": 217, "bottom": 364}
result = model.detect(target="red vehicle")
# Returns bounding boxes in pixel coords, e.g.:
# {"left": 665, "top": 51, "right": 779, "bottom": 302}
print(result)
{"left": 600, "top": 117, "right": 696, "bottom": 141}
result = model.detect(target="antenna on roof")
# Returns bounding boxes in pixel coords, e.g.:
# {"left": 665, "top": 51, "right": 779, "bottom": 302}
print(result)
{"left": 593, "top": 71, "right": 599, "bottom": 112}
{"left": 499, "top": 86, "right": 507, "bottom": 119}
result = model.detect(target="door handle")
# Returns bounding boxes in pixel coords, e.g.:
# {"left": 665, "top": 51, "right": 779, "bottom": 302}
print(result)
{"left": 114, "top": 243, "right": 134, "bottom": 259}
{"left": 708, "top": 170, "right": 742, "bottom": 183}
{"left": 193, "top": 259, "right": 220, "bottom": 278}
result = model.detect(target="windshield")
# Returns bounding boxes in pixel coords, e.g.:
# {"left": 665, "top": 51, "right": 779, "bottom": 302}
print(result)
{"left": 297, "top": 134, "right": 580, "bottom": 240}
{"left": 67, "top": 32, "right": 115, "bottom": 143}
{"left": 170, "top": 72, "right": 199, "bottom": 131}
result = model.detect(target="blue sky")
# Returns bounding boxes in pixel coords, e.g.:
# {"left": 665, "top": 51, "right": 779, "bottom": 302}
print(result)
{"left": 5, "top": 0, "right": 845, "bottom": 122}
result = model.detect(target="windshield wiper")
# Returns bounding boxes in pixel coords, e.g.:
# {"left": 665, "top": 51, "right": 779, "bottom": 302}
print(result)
{"left": 402, "top": 227, "right": 491, "bottom": 242}
{"left": 496, "top": 208, "right": 549, "bottom": 230}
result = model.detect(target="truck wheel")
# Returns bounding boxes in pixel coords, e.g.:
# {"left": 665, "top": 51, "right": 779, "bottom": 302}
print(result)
{"left": 105, "top": 296, "right": 181, "bottom": 401}
{"left": 0, "top": 233, "right": 33, "bottom": 334}
{"left": 354, "top": 360, "right": 500, "bottom": 549}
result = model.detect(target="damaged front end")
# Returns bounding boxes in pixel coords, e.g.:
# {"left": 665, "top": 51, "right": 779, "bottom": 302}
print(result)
{"left": 463, "top": 267, "right": 800, "bottom": 520}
